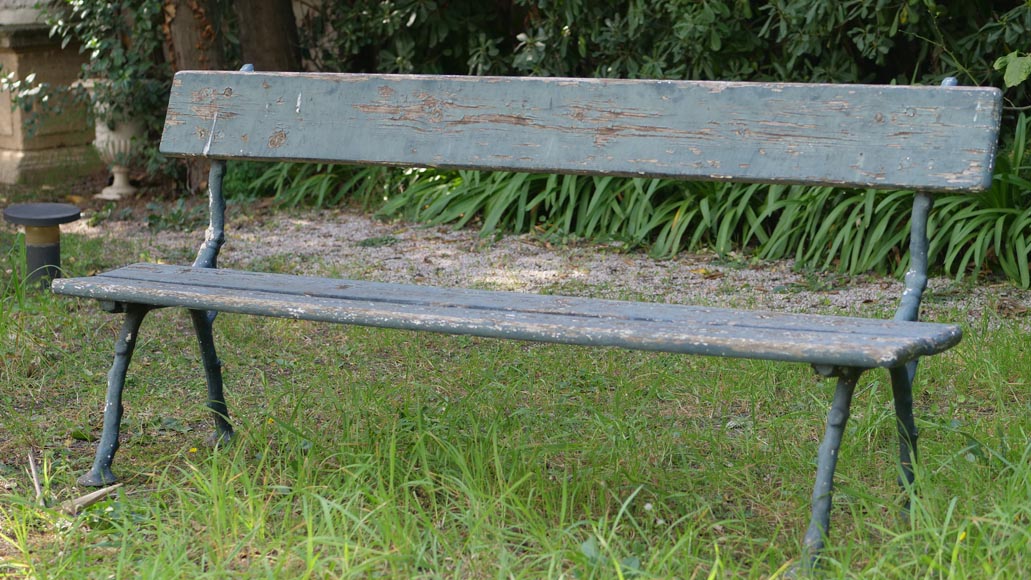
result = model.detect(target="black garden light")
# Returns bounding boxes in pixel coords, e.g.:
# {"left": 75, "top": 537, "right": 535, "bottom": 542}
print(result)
{"left": 3, "top": 202, "right": 81, "bottom": 284}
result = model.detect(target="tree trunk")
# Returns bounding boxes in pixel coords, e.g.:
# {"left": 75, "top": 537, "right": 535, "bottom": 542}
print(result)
{"left": 162, "top": 0, "right": 227, "bottom": 192}
{"left": 233, "top": 0, "right": 301, "bottom": 72}
{"left": 163, "top": 0, "right": 227, "bottom": 71}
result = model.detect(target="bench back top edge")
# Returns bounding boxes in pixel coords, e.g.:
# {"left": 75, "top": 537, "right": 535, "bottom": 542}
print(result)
{"left": 160, "top": 71, "right": 1003, "bottom": 192}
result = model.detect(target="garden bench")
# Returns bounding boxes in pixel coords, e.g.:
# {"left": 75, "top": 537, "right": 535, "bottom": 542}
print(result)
{"left": 52, "top": 68, "right": 1001, "bottom": 564}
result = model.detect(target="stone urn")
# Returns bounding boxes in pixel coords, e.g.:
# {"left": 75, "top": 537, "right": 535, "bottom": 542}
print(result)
{"left": 93, "top": 118, "right": 144, "bottom": 200}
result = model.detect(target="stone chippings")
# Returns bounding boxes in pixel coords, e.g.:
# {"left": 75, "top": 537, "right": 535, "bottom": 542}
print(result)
{"left": 68, "top": 208, "right": 1030, "bottom": 330}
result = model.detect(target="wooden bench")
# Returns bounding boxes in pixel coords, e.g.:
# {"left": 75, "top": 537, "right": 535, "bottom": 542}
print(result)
{"left": 52, "top": 69, "right": 1001, "bottom": 565}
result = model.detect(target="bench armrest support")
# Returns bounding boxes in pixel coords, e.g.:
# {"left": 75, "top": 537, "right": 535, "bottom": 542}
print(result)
{"left": 895, "top": 191, "right": 932, "bottom": 324}
{"left": 193, "top": 65, "right": 250, "bottom": 272}
{"left": 193, "top": 159, "right": 227, "bottom": 270}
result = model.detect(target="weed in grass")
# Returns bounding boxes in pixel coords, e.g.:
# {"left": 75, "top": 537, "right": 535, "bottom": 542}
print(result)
{"left": 355, "top": 235, "right": 400, "bottom": 248}
{"left": 86, "top": 203, "right": 133, "bottom": 228}
{"left": 145, "top": 199, "right": 207, "bottom": 232}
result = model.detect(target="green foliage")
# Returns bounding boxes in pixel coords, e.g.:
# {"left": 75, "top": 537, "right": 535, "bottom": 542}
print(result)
{"left": 995, "top": 51, "right": 1031, "bottom": 89}
{"left": 379, "top": 170, "right": 690, "bottom": 252}
{"left": 948, "top": 3, "right": 1031, "bottom": 106}
{"left": 754, "top": 115, "right": 1031, "bottom": 287}
{"left": 647, "top": 181, "right": 769, "bottom": 259}
{"left": 757, "top": 186, "right": 916, "bottom": 277}
{"left": 929, "top": 114, "right": 1031, "bottom": 288}
{"left": 245, "top": 163, "right": 414, "bottom": 209}
{"left": 295, "top": 1, "right": 1029, "bottom": 108}
{"left": 220, "top": 161, "right": 271, "bottom": 201}
{"left": 296, "top": 1, "right": 518, "bottom": 75}
{"left": 145, "top": 199, "right": 207, "bottom": 233}
{"left": 381, "top": 171, "right": 680, "bottom": 249}
{"left": 46, "top": 0, "right": 171, "bottom": 128}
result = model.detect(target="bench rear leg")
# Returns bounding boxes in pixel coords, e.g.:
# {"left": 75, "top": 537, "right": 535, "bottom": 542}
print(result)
{"left": 78, "top": 304, "right": 150, "bottom": 487}
{"left": 890, "top": 363, "right": 919, "bottom": 500}
{"left": 189, "top": 309, "right": 233, "bottom": 445}
{"left": 801, "top": 368, "right": 861, "bottom": 570}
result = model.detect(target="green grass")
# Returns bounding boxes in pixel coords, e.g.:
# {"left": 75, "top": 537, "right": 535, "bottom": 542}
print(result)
{"left": 1, "top": 217, "right": 1030, "bottom": 578}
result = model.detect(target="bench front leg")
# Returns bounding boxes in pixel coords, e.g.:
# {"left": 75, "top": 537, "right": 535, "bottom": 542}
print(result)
{"left": 189, "top": 309, "right": 233, "bottom": 445}
{"left": 801, "top": 367, "right": 861, "bottom": 569}
{"left": 78, "top": 304, "right": 151, "bottom": 487}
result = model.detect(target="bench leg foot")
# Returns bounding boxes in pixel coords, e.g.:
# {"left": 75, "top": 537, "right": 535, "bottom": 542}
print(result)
{"left": 800, "top": 369, "right": 860, "bottom": 571}
{"left": 890, "top": 363, "right": 919, "bottom": 512}
{"left": 190, "top": 310, "right": 234, "bottom": 446}
{"left": 78, "top": 305, "right": 150, "bottom": 487}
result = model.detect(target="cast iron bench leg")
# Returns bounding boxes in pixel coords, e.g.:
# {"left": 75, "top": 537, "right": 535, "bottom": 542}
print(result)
{"left": 890, "top": 363, "right": 919, "bottom": 500}
{"left": 800, "top": 367, "right": 861, "bottom": 570}
{"left": 189, "top": 309, "right": 234, "bottom": 445}
{"left": 77, "top": 304, "right": 151, "bottom": 486}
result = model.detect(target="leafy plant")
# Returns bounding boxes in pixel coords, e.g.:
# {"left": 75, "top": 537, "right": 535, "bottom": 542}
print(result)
{"left": 757, "top": 186, "right": 915, "bottom": 277}
{"left": 145, "top": 199, "right": 206, "bottom": 232}
{"left": 44, "top": 0, "right": 171, "bottom": 129}
{"left": 647, "top": 181, "right": 769, "bottom": 259}
{"left": 929, "top": 113, "right": 1031, "bottom": 288}
{"left": 994, "top": 51, "right": 1031, "bottom": 89}
{"left": 379, "top": 170, "right": 679, "bottom": 249}
{"left": 246, "top": 163, "right": 413, "bottom": 209}
{"left": 290, "top": 1, "right": 1016, "bottom": 88}
{"left": 296, "top": 1, "right": 518, "bottom": 75}
{"left": 220, "top": 161, "right": 271, "bottom": 201}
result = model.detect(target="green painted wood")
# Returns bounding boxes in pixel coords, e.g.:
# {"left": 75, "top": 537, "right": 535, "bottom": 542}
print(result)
{"left": 160, "top": 71, "right": 1002, "bottom": 191}
{"left": 52, "top": 264, "right": 962, "bottom": 369}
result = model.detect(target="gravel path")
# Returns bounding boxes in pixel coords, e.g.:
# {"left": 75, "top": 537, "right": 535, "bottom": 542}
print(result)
{"left": 66, "top": 206, "right": 1030, "bottom": 330}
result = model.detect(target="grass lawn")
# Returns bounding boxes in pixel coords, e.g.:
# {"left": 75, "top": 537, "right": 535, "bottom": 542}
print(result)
{"left": 1, "top": 186, "right": 1030, "bottom": 578}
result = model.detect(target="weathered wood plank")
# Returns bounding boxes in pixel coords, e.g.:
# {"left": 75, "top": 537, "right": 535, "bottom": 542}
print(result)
{"left": 52, "top": 264, "right": 962, "bottom": 368}
{"left": 87, "top": 263, "right": 949, "bottom": 339}
{"left": 160, "top": 71, "right": 1002, "bottom": 191}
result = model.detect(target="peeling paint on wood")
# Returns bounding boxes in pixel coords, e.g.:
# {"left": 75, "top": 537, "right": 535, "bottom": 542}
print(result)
{"left": 267, "top": 129, "right": 287, "bottom": 148}
{"left": 159, "top": 72, "right": 1002, "bottom": 192}
{"left": 52, "top": 263, "right": 963, "bottom": 369}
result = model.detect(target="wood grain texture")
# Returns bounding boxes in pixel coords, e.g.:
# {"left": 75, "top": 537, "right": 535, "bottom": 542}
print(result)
{"left": 52, "top": 264, "right": 963, "bottom": 369}
{"left": 160, "top": 71, "right": 1002, "bottom": 191}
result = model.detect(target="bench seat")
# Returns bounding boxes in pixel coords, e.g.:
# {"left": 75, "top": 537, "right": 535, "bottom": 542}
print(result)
{"left": 53, "top": 263, "right": 962, "bottom": 370}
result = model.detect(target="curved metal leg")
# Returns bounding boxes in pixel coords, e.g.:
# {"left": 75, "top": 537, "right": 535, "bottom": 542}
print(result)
{"left": 890, "top": 363, "right": 919, "bottom": 502}
{"left": 78, "top": 304, "right": 151, "bottom": 487}
{"left": 800, "top": 368, "right": 861, "bottom": 571}
{"left": 190, "top": 309, "right": 233, "bottom": 445}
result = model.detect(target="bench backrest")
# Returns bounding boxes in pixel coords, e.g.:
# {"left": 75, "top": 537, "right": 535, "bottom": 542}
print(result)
{"left": 160, "top": 71, "right": 1002, "bottom": 192}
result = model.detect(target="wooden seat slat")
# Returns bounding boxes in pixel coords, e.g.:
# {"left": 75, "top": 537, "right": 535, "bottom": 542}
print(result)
{"left": 53, "top": 263, "right": 962, "bottom": 368}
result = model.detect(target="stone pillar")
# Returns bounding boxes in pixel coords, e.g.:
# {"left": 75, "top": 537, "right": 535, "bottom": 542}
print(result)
{"left": 0, "top": 0, "right": 43, "bottom": 24}
{"left": 0, "top": 9, "right": 101, "bottom": 184}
